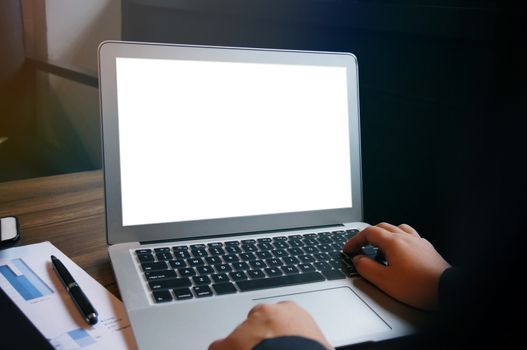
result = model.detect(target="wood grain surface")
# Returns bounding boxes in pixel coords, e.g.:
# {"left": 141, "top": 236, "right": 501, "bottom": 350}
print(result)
{"left": 0, "top": 170, "right": 120, "bottom": 297}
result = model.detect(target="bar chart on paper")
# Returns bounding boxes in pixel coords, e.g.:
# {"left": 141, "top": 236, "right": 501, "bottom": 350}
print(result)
{"left": 0, "top": 242, "right": 137, "bottom": 350}
{"left": 51, "top": 328, "right": 97, "bottom": 349}
{"left": 0, "top": 258, "right": 54, "bottom": 301}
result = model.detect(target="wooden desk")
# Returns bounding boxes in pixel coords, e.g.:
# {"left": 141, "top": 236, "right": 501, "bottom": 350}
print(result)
{"left": 0, "top": 170, "right": 119, "bottom": 297}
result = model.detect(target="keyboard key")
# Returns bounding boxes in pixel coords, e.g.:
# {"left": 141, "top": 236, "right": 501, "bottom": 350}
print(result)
{"left": 239, "top": 253, "right": 257, "bottom": 261}
{"left": 287, "top": 248, "right": 303, "bottom": 256}
{"left": 232, "top": 262, "right": 249, "bottom": 271}
{"left": 205, "top": 256, "right": 223, "bottom": 265}
{"left": 282, "top": 265, "right": 300, "bottom": 275}
{"left": 314, "top": 261, "right": 332, "bottom": 271}
{"left": 255, "top": 251, "right": 273, "bottom": 260}
{"left": 266, "top": 258, "right": 283, "bottom": 267}
{"left": 223, "top": 254, "right": 239, "bottom": 263}
{"left": 194, "top": 286, "right": 213, "bottom": 297}
{"left": 148, "top": 278, "right": 191, "bottom": 291}
{"left": 241, "top": 239, "right": 256, "bottom": 244}
{"left": 341, "top": 266, "right": 358, "bottom": 277}
{"left": 173, "top": 288, "right": 193, "bottom": 300}
{"left": 272, "top": 236, "right": 287, "bottom": 241}
{"left": 145, "top": 270, "right": 177, "bottom": 281}
{"left": 225, "top": 241, "right": 241, "bottom": 246}
{"left": 328, "top": 259, "right": 345, "bottom": 270}
{"left": 169, "top": 259, "right": 187, "bottom": 268}
{"left": 209, "top": 247, "right": 225, "bottom": 256}
{"left": 299, "top": 263, "right": 316, "bottom": 272}
{"left": 178, "top": 268, "right": 196, "bottom": 277}
{"left": 212, "top": 283, "right": 237, "bottom": 295}
{"left": 313, "top": 253, "right": 329, "bottom": 261}
{"left": 156, "top": 252, "right": 173, "bottom": 261}
{"left": 264, "top": 267, "right": 283, "bottom": 277}
{"left": 225, "top": 246, "right": 242, "bottom": 254}
{"left": 215, "top": 264, "right": 232, "bottom": 273}
{"left": 282, "top": 256, "right": 299, "bottom": 265}
{"left": 192, "top": 275, "right": 211, "bottom": 285}
{"left": 257, "top": 243, "right": 273, "bottom": 251}
{"left": 154, "top": 247, "right": 171, "bottom": 253}
{"left": 321, "top": 269, "right": 346, "bottom": 280}
{"left": 190, "top": 244, "right": 206, "bottom": 250}
{"left": 230, "top": 271, "right": 248, "bottom": 281}
{"left": 187, "top": 258, "right": 205, "bottom": 266}
{"left": 173, "top": 246, "right": 188, "bottom": 251}
{"left": 136, "top": 249, "right": 152, "bottom": 255}
{"left": 242, "top": 244, "right": 258, "bottom": 252}
{"left": 152, "top": 290, "right": 172, "bottom": 303}
{"left": 287, "top": 234, "right": 302, "bottom": 240}
{"left": 257, "top": 238, "right": 272, "bottom": 243}
{"left": 273, "top": 241, "right": 289, "bottom": 249}
{"left": 288, "top": 240, "right": 304, "bottom": 248}
{"left": 298, "top": 255, "right": 315, "bottom": 263}
{"left": 271, "top": 250, "right": 287, "bottom": 258}
{"left": 211, "top": 273, "right": 229, "bottom": 283}
{"left": 141, "top": 261, "right": 168, "bottom": 272}
{"left": 302, "top": 238, "right": 318, "bottom": 246}
{"left": 317, "top": 237, "right": 332, "bottom": 244}
{"left": 208, "top": 242, "right": 224, "bottom": 247}
{"left": 303, "top": 246, "right": 319, "bottom": 254}
{"left": 318, "top": 244, "right": 332, "bottom": 252}
{"left": 249, "top": 260, "right": 267, "bottom": 269}
{"left": 192, "top": 249, "right": 208, "bottom": 257}
{"left": 346, "top": 229, "right": 359, "bottom": 238}
{"left": 197, "top": 266, "right": 215, "bottom": 275}
{"left": 236, "top": 272, "right": 325, "bottom": 292}
{"left": 174, "top": 250, "right": 191, "bottom": 259}
{"left": 247, "top": 269, "right": 265, "bottom": 279}
{"left": 137, "top": 254, "right": 154, "bottom": 262}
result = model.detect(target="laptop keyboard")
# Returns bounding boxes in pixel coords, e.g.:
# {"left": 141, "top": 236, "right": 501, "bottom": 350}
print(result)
{"left": 135, "top": 229, "right": 368, "bottom": 303}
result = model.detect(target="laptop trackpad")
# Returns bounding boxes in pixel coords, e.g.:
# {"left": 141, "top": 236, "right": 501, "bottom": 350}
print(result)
{"left": 253, "top": 287, "right": 391, "bottom": 344}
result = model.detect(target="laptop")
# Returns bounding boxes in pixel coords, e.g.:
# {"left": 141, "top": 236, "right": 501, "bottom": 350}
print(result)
{"left": 98, "top": 41, "right": 423, "bottom": 349}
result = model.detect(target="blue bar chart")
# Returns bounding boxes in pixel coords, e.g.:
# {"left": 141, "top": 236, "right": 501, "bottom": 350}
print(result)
{"left": 67, "top": 328, "right": 97, "bottom": 348}
{"left": 0, "top": 258, "right": 54, "bottom": 301}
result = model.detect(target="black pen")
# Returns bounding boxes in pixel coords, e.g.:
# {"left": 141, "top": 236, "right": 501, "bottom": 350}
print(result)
{"left": 51, "top": 255, "right": 98, "bottom": 325}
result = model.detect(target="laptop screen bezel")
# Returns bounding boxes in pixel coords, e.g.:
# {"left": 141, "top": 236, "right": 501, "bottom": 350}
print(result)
{"left": 98, "top": 41, "right": 363, "bottom": 245}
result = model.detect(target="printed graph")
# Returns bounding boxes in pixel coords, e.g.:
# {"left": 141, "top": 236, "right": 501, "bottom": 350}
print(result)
{"left": 67, "top": 328, "right": 97, "bottom": 348}
{"left": 0, "top": 258, "right": 54, "bottom": 300}
{"left": 51, "top": 328, "right": 97, "bottom": 349}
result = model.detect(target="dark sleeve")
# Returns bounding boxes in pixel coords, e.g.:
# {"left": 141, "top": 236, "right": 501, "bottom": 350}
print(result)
{"left": 438, "top": 267, "right": 464, "bottom": 311}
{"left": 252, "top": 336, "right": 327, "bottom": 350}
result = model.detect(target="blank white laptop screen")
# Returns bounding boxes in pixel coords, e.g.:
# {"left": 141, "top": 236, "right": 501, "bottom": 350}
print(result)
{"left": 115, "top": 57, "right": 352, "bottom": 227}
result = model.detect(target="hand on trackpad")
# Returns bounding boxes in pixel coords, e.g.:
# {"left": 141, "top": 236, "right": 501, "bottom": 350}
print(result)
{"left": 253, "top": 287, "right": 390, "bottom": 345}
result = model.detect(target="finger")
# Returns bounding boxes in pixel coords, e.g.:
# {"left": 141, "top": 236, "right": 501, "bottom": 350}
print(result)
{"left": 342, "top": 226, "right": 392, "bottom": 253}
{"left": 398, "top": 223, "right": 420, "bottom": 237}
{"left": 247, "top": 303, "right": 265, "bottom": 318}
{"left": 352, "top": 254, "right": 388, "bottom": 287}
{"left": 208, "top": 338, "right": 227, "bottom": 350}
{"left": 376, "top": 222, "right": 405, "bottom": 234}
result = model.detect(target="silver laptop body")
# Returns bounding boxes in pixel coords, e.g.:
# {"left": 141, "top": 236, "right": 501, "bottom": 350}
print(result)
{"left": 98, "top": 41, "right": 424, "bottom": 349}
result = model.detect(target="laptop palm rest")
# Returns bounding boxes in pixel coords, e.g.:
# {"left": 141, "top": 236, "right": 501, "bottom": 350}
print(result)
{"left": 253, "top": 287, "right": 391, "bottom": 344}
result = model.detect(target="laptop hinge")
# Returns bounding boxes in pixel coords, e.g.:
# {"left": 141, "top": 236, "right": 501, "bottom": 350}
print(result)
{"left": 139, "top": 223, "right": 346, "bottom": 245}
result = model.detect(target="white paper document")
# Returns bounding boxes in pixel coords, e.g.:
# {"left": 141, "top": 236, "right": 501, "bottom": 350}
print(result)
{"left": 0, "top": 242, "right": 137, "bottom": 349}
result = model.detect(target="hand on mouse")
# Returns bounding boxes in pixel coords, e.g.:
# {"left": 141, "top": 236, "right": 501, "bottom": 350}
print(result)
{"left": 343, "top": 223, "right": 451, "bottom": 310}
{"left": 208, "top": 301, "right": 334, "bottom": 350}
